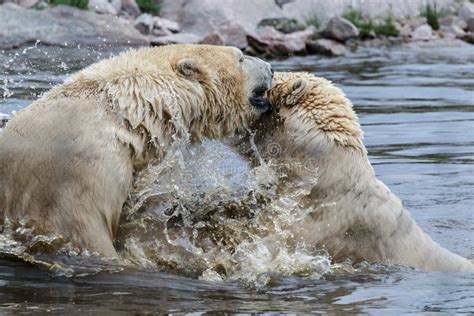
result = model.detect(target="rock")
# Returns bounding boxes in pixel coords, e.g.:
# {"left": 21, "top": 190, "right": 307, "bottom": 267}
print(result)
{"left": 150, "top": 33, "right": 202, "bottom": 46}
{"left": 439, "top": 25, "right": 466, "bottom": 38}
{"left": 468, "top": 18, "right": 474, "bottom": 32}
{"left": 134, "top": 13, "right": 154, "bottom": 35}
{"left": 459, "top": 2, "right": 474, "bottom": 23}
{"left": 154, "top": 17, "right": 180, "bottom": 33}
{"left": 462, "top": 32, "right": 474, "bottom": 43}
{"left": 247, "top": 26, "right": 316, "bottom": 56}
{"left": 306, "top": 38, "right": 348, "bottom": 56}
{"left": 403, "top": 17, "right": 427, "bottom": 30}
{"left": 258, "top": 17, "right": 305, "bottom": 34}
{"left": 0, "top": 3, "right": 149, "bottom": 49}
{"left": 400, "top": 17, "right": 434, "bottom": 39}
{"left": 439, "top": 16, "right": 467, "bottom": 30}
{"left": 200, "top": 33, "right": 225, "bottom": 45}
{"left": 136, "top": 15, "right": 180, "bottom": 36}
{"left": 399, "top": 24, "right": 412, "bottom": 37}
{"left": 35, "top": 1, "right": 48, "bottom": 9}
{"left": 120, "top": 0, "right": 141, "bottom": 18}
{"left": 411, "top": 24, "right": 433, "bottom": 41}
{"left": 159, "top": 0, "right": 284, "bottom": 48}
{"left": 320, "top": 17, "right": 359, "bottom": 42}
{"left": 88, "top": 0, "right": 118, "bottom": 15}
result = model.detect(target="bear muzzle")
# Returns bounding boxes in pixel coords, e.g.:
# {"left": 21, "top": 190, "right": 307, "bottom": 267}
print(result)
{"left": 249, "top": 85, "right": 272, "bottom": 113}
{"left": 246, "top": 58, "right": 274, "bottom": 113}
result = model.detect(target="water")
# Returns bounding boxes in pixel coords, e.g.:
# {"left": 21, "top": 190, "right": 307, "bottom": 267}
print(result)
{"left": 1, "top": 43, "right": 473, "bottom": 313}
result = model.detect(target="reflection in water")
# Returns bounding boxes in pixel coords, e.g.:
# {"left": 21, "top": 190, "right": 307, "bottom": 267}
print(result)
{"left": 0, "top": 43, "right": 473, "bottom": 313}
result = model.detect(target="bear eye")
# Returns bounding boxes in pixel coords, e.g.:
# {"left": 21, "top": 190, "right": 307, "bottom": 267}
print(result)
{"left": 238, "top": 56, "right": 245, "bottom": 63}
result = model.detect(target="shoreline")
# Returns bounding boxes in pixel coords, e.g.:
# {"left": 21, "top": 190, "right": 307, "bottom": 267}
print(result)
{"left": 1, "top": 0, "right": 472, "bottom": 58}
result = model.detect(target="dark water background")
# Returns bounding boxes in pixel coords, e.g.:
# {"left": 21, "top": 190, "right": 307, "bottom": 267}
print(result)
{"left": 0, "top": 43, "right": 473, "bottom": 314}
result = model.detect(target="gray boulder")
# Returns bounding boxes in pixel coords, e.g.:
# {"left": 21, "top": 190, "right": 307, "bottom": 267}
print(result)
{"left": 439, "top": 16, "right": 467, "bottom": 30}
{"left": 459, "top": 2, "right": 474, "bottom": 32}
{"left": 306, "top": 38, "right": 348, "bottom": 56}
{"left": 200, "top": 33, "right": 225, "bottom": 45}
{"left": 154, "top": 17, "right": 180, "bottom": 34}
{"left": 159, "top": 0, "right": 284, "bottom": 48}
{"left": 0, "top": 3, "right": 149, "bottom": 49}
{"left": 120, "top": 0, "right": 141, "bottom": 19}
{"left": 462, "top": 32, "right": 474, "bottom": 43}
{"left": 135, "top": 14, "right": 180, "bottom": 36}
{"left": 399, "top": 17, "right": 428, "bottom": 38}
{"left": 439, "top": 25, "right": 466, "bottom": 38}
{"left": 411, "top": 24, "right": 433, "bottom": 41}
{"left": 320, "top": 17, "right": 359, "bottom": 42}
{"left": 468, "top": 19, "right": 474, "bottom": 33}
{"left": 134, "top": 13, "right": 154, "bottom": 34}
{"left": 247, "top": 26, "right": 316, "bottom": 56}
{"left": 258, "top": 17, "right": 305, "bottom": 34}
{"left": 459, "top": 2, "right": 474, "bottom": 22}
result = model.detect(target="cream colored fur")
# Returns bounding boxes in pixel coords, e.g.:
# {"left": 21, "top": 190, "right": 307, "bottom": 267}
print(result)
{"left": 0, "top": 44, "right": 272, "bottom": 258}
{"left": 240, "top": 72, "right": 473, "bottom": 272}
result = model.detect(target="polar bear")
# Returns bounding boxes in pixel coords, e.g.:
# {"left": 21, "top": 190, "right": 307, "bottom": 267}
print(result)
{"left": 235, "top": 72, "right": 473, "bottom": 272}
{"left": 0, "top": 44, "right": 273, "bottom": 259}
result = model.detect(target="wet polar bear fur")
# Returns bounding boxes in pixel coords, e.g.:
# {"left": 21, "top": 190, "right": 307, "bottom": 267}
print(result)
{"left": 239, "top": 71, "right": 473, "bottom": 272}
{"left": 0, "top": 44, "right": 273, "bottom": 258}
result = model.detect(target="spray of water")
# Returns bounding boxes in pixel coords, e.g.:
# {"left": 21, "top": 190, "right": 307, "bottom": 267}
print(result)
{"left": 117, "top": 129, "right": 333, "bottom": 286}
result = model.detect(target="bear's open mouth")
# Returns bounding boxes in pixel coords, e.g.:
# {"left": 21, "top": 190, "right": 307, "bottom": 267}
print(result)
{"left": 250, "top": 86, "right": 272, "bottom": 113}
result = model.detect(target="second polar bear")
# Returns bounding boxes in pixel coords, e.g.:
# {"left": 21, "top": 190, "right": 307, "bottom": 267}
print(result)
{"left": 235, "top": 72, "right": 473, "bottom": 272}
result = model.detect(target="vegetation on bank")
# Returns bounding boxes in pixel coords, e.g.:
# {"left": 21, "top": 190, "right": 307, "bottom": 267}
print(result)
{"left": 342, "top": 9, "right": 399, "bottom": 38}
{"left": 48, "top": 0, "right": 88, "bottom": 9}
{"left": 305, "top": 16, "right": 321, "bottom": 29}
{"left": 136, "top": 0, "right": 160, "bottom": 15}
{"left": 420, "top": 3, "right": 441, "bottom": 30}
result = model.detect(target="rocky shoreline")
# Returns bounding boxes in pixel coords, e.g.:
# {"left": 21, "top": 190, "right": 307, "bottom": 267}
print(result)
{"left": 0, "top": 0, "right": 473, "bottom": 57}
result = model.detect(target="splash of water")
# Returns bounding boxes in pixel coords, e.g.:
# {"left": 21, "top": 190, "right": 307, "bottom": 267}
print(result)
{"left": 117, "top": 135, "right": 333, "bottom": 286}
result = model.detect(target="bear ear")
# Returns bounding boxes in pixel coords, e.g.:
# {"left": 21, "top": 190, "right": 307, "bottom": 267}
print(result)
{"left": 287, "top": 79, "right": 309, "bottom": 106}
{"left": 174, "top": 58, "right": 203, "bottom": 81}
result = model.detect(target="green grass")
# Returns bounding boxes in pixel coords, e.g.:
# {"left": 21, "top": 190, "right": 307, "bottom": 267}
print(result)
{"left": 49, "top": 0, "right": 88, "bottom": 9}
{"left": 343, "top": 9, "right": 399, "bottom": 38}
{"left": 420, "top": 3, "right": 440, "bottom": 30}
{"left": 136, "top": 0, "right": 160, "bottom": 15}
{"left": 342, "top": 9, "right": 363, "bottom": 26}
{"left": 305, "top": 16, "right": 321, "bottom": 29}
{"left": 373, "top": 17, "right": 399, "bottom": 37}
{"left": 343, "top": 9, "right": 372, "bottom": 38}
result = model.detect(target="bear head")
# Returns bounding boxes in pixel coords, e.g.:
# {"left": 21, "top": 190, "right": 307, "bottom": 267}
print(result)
{"left": 264, "top": 72, "right": 366, "bottom": 155}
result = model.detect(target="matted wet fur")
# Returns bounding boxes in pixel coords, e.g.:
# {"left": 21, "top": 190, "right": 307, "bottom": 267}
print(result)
{"left": 0, "top": 44, "right": 273, "bottom": 258}
{"left": 234, "top": 72, "right": 473, "bottom": 272}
